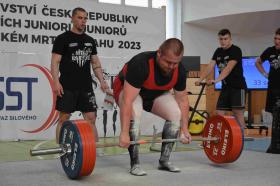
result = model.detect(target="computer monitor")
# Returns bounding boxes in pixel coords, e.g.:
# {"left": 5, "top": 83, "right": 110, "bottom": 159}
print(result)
{"left": 214, "top": 56, "right": 270, "bottom": 90}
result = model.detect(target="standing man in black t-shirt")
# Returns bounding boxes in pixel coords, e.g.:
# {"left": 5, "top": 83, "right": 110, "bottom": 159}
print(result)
{"left": 255, "top": 28, "right": 280, "bottom": 154}
{"left": 113, "top": 38, "right": 191, "bottom": 176}
{"left": 51, "top": 7, "right": 109, "bottom": 144}
{"left": 196, "top": 29, "right": 247, "bottom": 128}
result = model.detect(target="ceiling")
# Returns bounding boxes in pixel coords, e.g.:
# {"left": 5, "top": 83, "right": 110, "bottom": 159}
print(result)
{"left": 185, "top": 9, "right": 280, "bottom": 35}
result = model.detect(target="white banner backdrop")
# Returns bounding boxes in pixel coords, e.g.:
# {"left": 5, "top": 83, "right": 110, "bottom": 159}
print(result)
{"left": 0, "top": 0, "right": 166, "bottom": 140}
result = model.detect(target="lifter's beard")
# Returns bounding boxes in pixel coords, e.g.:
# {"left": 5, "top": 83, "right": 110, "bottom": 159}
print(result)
{"left": 160, "top": 68, "right": 174, "bottom": 77}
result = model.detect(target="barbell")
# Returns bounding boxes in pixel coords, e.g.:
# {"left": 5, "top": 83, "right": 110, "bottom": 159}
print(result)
{"left": 30, "top": 115, "right": 247, "bottom": 179}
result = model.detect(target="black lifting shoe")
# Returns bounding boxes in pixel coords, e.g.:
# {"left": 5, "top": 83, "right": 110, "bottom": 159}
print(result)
{"left": 158, "top": 160, "right": 181, "bottom": 172}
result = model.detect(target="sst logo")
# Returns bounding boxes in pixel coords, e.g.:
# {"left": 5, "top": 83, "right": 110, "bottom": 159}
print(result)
{"left": 0, "top": 77, "right": 38, "bottom": 111}
{"left": 0, "top": 64, "right": 59, "bottom": 133}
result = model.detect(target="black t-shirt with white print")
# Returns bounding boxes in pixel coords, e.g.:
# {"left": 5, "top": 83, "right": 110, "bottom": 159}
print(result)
{"left": 52, "top": 31, "right": 97, "bottom": 91}
{"left": 260, "top": 46, "right": 280, "bottom": 89}
{"left": 212, "top": 44, "right": 247, "bottom": 89}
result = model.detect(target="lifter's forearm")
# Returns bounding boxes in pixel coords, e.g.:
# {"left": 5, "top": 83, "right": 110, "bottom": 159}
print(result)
{"left": 120, "top": 100, "right": 132, "bottom": 134}
{"left": 215, "top": 67, "right": 231, "bottom": 83}
{"left": 175, "top": 93, "right": 189, "bottom": 132}
{"left": 51, "top": 65, "right": 59, "bottom": 82}
{"left": 50, "top": 55, "right": 60, "bottom": 83}
{"left": 91, "top": 55, "right": 106, "bottom": 84}
{"left": 93, "top": 65, "right": 106, "bottom": 84}
{"left": 214, "top": 60, "right": 237, "bottom": 83}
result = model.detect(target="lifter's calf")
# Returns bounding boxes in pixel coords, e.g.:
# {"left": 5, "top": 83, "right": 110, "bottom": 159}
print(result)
{"left": 232, "top": 109, "right": 246, "bottom": 129}
{"left": 82, "top": 112, "right": 99, "bottom": 142}
{"left": 128, "top": 120, "right": 146, "bottom": 176}
{"left": 81, "top": 120, "right": 99, "bottom": 142}
{"left": 159, "top": 121, "right": 181, "bottom": 172}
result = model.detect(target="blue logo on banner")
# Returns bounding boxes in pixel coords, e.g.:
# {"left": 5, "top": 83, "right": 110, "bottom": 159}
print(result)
{"left": 0, "top": 77, "right": 38, "bottom": 111}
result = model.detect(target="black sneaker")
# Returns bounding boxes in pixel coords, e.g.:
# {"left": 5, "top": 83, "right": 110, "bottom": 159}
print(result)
{"left": 158, "top": 161, "right": 181, "bottom": 172}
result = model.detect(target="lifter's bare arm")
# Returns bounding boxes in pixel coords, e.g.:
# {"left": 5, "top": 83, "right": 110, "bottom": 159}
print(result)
{"left": 174, "top": 89, "right": 192, "bottom": 143}
{"left": 51, "top": 53, "right": 63, "bottom": 97}
{"left": 119, "top": 81, "right": 140, "bottom": 148}
{"left": 91, "top": 55, "right": 109, "bottom": 92}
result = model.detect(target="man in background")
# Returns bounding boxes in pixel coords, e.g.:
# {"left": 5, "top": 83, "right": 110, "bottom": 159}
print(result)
{"left": 196, "top": 29, "right": 247, "bottom": 129}
{"left": 255, "top": 28, "right": 280, "bottom": 154}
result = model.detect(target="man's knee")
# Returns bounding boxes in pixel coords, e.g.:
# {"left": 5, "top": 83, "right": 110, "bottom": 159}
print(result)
{"left": 232, "top": 109, "right": 244, "bottom": 116}
{"left": 58, "top": 113, "right": 71, "bottom": 125}
{"left": 167, "top": 107, "right": 181, "bottom": 122}
{"left": 83, "top": 112, "right": 97, "bottom": 124}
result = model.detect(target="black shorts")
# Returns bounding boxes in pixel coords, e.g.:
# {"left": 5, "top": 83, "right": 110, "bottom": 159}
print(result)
{"left": 266, "top": 89, "right": 280, "bottom": 113}
{"left": 141, "top": 93, "right": 167, "bottom": 112}
{"left": 56, "top": 89, "right": 97, "bottom": 113}
{"left": 217, "top": 87, "right": 246, "bottom": 111}
{"left": 142, "top": 99, "right": 154, "bottom": 112}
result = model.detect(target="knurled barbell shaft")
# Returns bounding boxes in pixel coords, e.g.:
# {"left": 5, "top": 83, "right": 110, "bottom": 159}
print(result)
{"left": 95, "top": 135, "right": 253, "bottom": 148}
{"left": 30, "top": 137, "right": 219, "bottom": 156}
{"left": 29, "top": 136, "right": 256, "bottom": 156}
{"left": 95, "top": 137, "right": 219, "bottom": 148}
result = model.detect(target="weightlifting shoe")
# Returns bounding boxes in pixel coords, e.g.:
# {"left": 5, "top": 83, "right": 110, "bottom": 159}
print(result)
{"left": 158, "top": 160, "right": 181, "bottom": 172}
{"left": 130, "top": 164, "right": 147, "bottom": 176}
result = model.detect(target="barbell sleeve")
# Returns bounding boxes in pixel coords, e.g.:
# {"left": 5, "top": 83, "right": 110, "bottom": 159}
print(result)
{"left": 30, "top": 147, "right": 63, "bottom": 156}
{"left": 30, "top": 144, "right": 71, "bottom": 156}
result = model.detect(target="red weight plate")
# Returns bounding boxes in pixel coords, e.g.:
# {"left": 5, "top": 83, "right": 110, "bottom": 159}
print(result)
{"left": 83, "top": 120, "right": 96, "bottom": 176}
{"left": 82, "top": 122, "right": 94, "bottom": 175}
{"left": 76, "top": 121, "right": 90, "bottom": 177}
{"left": 84, "top": 121, "right": 96, "bottom": 174}
{"left": 83, "top": 121, "right": 95, "bottom": 176}
{"left": 225, "top": 117, "right": 243, "bottom": 163}
{"left": 75, "top": 120, "right": 96, "bottom": 177}
{"left": 77, "top": 120, "right": 96, "bottom": 177}
{"left": 59, "top": 120, "right": 84, "bottom": 179}
{"left": 202, "top": 115, "right": 243, "bottom": 164}
{"left": 80, "top": 120, "right": 96, "bottom": 176}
